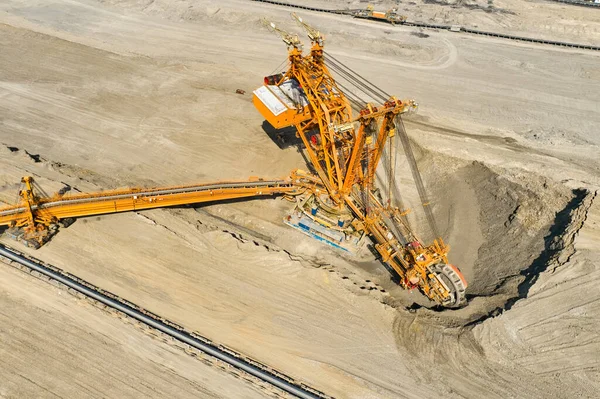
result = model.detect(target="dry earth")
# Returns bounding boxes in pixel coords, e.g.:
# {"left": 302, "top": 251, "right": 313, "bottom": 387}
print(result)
{"left": 0, "top": 264, "right": 269, "bottom": 399}
{"left": 0, "top": 0, "right": 599, "bottom": 398}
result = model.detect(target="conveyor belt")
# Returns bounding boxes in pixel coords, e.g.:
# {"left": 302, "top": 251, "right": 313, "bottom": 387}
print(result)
{"left": 546, "top": 0, "right": 600, "bottom": 8}
{"left": 249, "top": 0, "right": 600, "bottom": 51}
{"left": 0, "top": 179, "right": 296, "bottom": 224}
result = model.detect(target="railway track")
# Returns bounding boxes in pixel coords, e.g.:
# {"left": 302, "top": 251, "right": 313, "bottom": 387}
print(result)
{"left": 0, "top": 244, "right": 332, "bottom": 399}
{"left": 249, "top": 0, "right": 600, "bottom": 51}
{"left": 546, "top": 0, "right": 600, "bottom": 8}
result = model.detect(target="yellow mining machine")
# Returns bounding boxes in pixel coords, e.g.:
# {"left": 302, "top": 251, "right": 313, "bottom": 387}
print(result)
{"left": 0, "top": 15, "right": 466, "bottom": 307}
{"left": 353, "top": 5, "right": 407, "bottom": 24}
{"left": 253, "top": 14, "right": 466, "bottom": 306}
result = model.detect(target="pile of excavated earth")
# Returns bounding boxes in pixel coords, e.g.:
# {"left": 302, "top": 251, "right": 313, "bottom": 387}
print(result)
{"left": 0, "top": 0, "right": 598, "bottom": 398}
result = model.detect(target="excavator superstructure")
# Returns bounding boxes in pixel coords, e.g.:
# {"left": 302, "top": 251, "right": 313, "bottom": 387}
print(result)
{"left": 0, "top": 15, "right": 467, "bottom": 307}
{"left": 253, "top": 14, "right": 466, "bottom": 306}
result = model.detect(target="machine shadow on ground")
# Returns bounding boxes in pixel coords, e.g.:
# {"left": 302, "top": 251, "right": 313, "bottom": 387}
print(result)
{"left": 261, "top": 121, "right": 303, "bottom": 149}
{"left": 261, "top": 121, "right": 317, "bottom": 175}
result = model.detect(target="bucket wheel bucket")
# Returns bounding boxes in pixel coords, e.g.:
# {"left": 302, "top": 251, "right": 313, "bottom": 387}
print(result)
{"left": 431, "top": 263, "right": 467, "bottom": 308}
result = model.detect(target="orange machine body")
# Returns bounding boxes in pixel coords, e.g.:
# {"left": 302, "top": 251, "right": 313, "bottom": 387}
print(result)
{"left": 252, "top": 80, "right": 312, "bottom": 129}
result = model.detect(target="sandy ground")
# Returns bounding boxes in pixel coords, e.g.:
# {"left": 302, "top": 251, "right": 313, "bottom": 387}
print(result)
{"left": 0, "top": 0, "right": 599, "bottom": 398}
{"left": 0, "top": 263, "right": 269, "bottom": 399}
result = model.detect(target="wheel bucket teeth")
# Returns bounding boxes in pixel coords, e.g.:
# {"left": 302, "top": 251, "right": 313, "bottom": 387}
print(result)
{"left": 441, "top": 264, "right": 467, "bottom": 307}
{"left": 446, "top": 264, "right": 468, "bottom": 289}
{"left": 432, "top": 263, "right": 467, "bottom": 308}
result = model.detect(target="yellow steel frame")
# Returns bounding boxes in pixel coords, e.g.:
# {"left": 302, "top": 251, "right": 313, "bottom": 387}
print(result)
{"left": 0, "top": 176, "right": 306, "bottom": 232}
{"left": 258, "top": 19, "right": 465, "bottom": 306}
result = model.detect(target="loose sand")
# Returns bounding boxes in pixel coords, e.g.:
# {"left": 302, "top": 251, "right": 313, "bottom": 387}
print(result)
{"left": 0, "top": 264, "right": 269, "bottom": 398}
{"left": 0, "top": 0, "right": 599, "bottom": 398}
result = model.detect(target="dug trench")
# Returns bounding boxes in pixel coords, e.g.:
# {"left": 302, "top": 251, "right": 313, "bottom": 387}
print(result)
{"left": 328, "top": 139, "right": 590, "bottom": 316}
{"left": 380, "top": 146, "right": 596, "bottom": 375}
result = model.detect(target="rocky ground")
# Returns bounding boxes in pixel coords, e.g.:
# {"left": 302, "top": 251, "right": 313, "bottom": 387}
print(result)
{"left": 0, "top": 0, "right": 599, "bottom": 398}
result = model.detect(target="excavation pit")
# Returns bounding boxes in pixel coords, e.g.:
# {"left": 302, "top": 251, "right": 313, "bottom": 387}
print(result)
{"left": 369, "top": 147, "right": 591, "bottom": 327}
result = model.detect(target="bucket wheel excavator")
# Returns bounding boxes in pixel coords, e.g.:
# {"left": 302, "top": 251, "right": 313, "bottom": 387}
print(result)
{"left": 0, "top": 15, "right": 467, "bottom": 307}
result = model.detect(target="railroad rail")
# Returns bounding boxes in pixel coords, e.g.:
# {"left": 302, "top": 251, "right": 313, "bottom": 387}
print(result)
{"left": 249, "top": 0, "right": 600, "bottom": 51}
{"left": 546, "top": 0, "right": 600, "bottom": 8}
{"left": 0, "top": 244, "right": 332, "bottom": 399}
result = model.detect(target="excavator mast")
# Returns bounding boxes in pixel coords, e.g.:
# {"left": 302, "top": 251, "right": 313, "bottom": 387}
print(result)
{"left": 0, "top": 15, "right": 467, "bottom": 307}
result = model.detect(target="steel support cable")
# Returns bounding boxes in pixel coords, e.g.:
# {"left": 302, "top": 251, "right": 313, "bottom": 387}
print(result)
{"left": 331, "top": 75, "right": 366, "bottom": 104}
{"left": 389, "top": 127, "right": 407, "bottom": 214}
{"left": 324, "top": 60, "right": 371, "bottom": 104}
{"left": 324, "top": 54, "right": 388, "bottom": 100}
{"left": 324, "top": 52, "right": 390, "bottom": 101}
{"left": 379, "top": 142, "right": 392, "bottom": 201}
{"left": 0, "top": 245, "right": 326, "bottom": 399}
{"left": 377, "top": 135, "right": 409, "bottom": 244}
{"left": 296, "top": 58, "right": 367, "bottom": 108}
{"left": 373, "top": 123, "right": 392, "bottom": 203}
{"left": 269, "top": 58, "right": 289, "bottom": 76}
{"left": 329, "top": 64, "right": 381, "bottom": 102}
{"left": 346, "top": 96, "right": 367, "bottom": 111}
{"left": 32, "top": 180, "right": 51, "bottom": 200}
{"left": 387, "top": 132, "right": 411, "bottom": 244}
{"left": 332, "top": 79, "right": 367, "bottom": 109}
{"left": 377, "top": 120, "right": 405, "bottom": 212}
{"left": 377, "top": 142, "right": 406, "bottom": 243}
{"left": 386, "top": 135, "right": 395, "bottom": 204}
{"left": 324, "top": 57, "right": 388, "bottom": 103}
{"left": 324, "top": 57, "right": 386, "bottom": 103}
{"left": 328, "top": 70, "right": 370, "bottom": 109}
{"left": 394, "top": 116, "right": 440, "bottom": 240}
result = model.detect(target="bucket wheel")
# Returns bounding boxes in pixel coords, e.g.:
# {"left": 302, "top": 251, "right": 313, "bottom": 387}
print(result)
{"left": 431, "top": 263, "right": 467, "bottom": 308}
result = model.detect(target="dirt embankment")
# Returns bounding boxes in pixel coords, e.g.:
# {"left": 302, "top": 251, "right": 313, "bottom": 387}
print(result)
{"left": 389, "top": 186, "right": 597, "bottom": 398}
{"left": 371, "top": 142, "right": 586, "bottom": 316}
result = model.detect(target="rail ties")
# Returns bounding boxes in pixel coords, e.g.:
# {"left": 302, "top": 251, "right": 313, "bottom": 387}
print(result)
{"left": 547, "top": 0, "right": 600, "bottom": 8}
{"left": 249, "top": 0, "right": 600, "bottom": 51}
{"left": 0, "top": 244, "right": 332, "bottom": 399}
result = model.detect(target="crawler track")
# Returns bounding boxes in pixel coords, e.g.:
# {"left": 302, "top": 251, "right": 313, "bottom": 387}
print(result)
{"left": 0, "top": 244, "right": 332, "bottom": 399}
{"left": 249, "top": 0, "right": 600, "bottom": 51}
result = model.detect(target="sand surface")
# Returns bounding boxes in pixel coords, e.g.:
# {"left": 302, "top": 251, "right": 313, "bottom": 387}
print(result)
{"left": 0, "top": 263, "right": 268, "bottom": 398}
{"left": 0, "top": 0, "right": 599, "bottom": 398}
